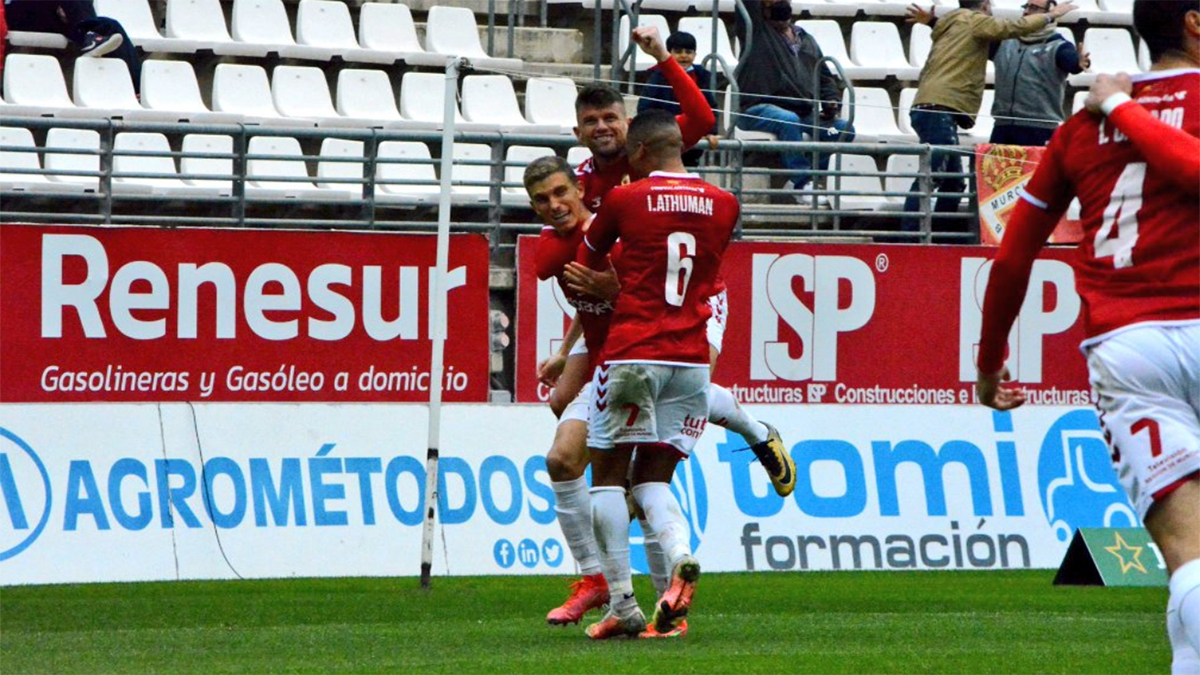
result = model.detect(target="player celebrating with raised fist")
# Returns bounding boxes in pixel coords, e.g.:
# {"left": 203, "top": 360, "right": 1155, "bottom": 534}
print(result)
{"left": 577, "top": 110, "right": 738, "bottom": 640}
{"left": 975, "top": 1, "right": 1199, "bottom": 670}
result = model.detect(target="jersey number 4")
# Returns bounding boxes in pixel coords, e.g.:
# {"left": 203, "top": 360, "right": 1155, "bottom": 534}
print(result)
{"left": 665, "top": 232, "right": 696, "bottom": 307}
{"left": 1093, "top": 162, "right": 1146, "bottom": 269}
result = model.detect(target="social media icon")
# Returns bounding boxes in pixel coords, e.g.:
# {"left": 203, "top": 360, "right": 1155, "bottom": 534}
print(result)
{"left": 542, "top": 539, "right": 563, "bottom": 568}
{"left": 493, "top": 539, "right": 515, "bottom": 569}
{"left": 517, "top": 538, "right": 540, "bottom": 568}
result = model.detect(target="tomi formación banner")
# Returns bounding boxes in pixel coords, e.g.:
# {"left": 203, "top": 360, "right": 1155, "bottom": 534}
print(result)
{"left": 0, "top": 402, "right": 1147, "bottom": 584}
{"left": 515, "top": 238, "right": 1093, "bottom": 406}
{"left": 0, "top": 224, "right": 491, "bottom": 403}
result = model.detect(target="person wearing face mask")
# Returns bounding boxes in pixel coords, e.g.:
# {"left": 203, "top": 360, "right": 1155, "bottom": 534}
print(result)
{"left": 733, "top": 0, "right": 855, "bottom": 197}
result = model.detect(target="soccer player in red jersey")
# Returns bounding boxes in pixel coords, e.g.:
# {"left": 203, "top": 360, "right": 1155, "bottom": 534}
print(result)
{"left": 528, "top": 157, "right": 785, "bottom": 634}
{"left": 575, "top": 109, "right": 739, "bottom": 640}
{"left": 560, "top": 26, "right": 796, "bottom": 499}
{"left": 975, "top": 2, "right": 1200, "bottom": 668}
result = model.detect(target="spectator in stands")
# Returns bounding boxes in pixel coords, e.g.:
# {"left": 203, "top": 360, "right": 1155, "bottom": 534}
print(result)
{"left": 734, "top": 0, "right": 855, "bottom": 196}
{"left": 637, "top": 31, "right": 720, "bottom": 166}
{"left": 902, "top": 0, "right": 1076, "bottom": 233}
{"left": 3, "top": 0, "right": 142, "bottom": 93}
{"left": 989, "top": 0, "right": 1089, "bottom": 145}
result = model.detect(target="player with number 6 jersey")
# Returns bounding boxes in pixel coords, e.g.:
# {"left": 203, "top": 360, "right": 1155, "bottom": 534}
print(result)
{"left": 975, "top": 2, "right": 1200, "bottom": 671}
{"left": 580, "top": 168, "right": 738, "bottom": 366}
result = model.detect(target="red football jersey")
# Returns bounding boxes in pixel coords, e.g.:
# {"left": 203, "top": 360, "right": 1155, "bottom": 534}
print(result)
{"left": 535, "top": 217, "right": 616, "bottom": 369}
{"left": 978, "top": 70, "right": 1200, "bottom": 373}
{"left": 580, "top": 172, "right": 738, "bottom": 366}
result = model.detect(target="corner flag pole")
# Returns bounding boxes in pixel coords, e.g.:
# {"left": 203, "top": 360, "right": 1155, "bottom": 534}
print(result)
{"left": 420, "top": 56, "right": 462, "bottom": 590}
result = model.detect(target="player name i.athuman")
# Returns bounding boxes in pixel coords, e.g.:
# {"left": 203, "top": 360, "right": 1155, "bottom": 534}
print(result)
{"left": 645, "top": 193, "right": 715, "bottom": 216}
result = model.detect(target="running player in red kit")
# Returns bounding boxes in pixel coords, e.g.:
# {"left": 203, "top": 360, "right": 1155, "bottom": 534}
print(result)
{"left": 975, "top": 1, "right": 1199, "bottom": 669}
{"left": 576, "top": 110, "right": 738, "bottom": 640}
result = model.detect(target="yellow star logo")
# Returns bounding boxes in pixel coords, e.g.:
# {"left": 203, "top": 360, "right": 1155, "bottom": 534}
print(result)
{"left": 1104, "top": 532, "right": 1148, "bottom": 575}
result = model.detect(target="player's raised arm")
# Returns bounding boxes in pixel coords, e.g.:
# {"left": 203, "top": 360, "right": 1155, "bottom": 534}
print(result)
{"left": 1086, "top": 74, "right": 1200, "bottom": 195}
{"left": 632, "top": 26, "right": 716, "bottom": 148}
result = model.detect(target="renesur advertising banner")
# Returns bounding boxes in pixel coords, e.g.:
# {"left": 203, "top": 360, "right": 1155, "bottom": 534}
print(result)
{"left": 0, "top": 403, "right": 1149, "bottom": 585}
{"left": 516, "top": 238, "right": 1092, "bottom": 406}
{"left": 0, "top": 224, "right": 491, "bottom": 403}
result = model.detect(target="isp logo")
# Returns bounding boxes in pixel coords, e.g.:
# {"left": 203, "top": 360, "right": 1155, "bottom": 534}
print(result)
{"left": 1037, "top": 410, "right": 1138, "bottom": 542}
{"left": 631, "top": 450, "right": 707, "bottom": 574}
{"left": 0, "top": 428, "right": 53, "bottom": 561}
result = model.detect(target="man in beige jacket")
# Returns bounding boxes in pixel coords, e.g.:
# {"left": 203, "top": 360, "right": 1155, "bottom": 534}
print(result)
{"left": 901, "top": 0, "right": 1076, "bottom": 236}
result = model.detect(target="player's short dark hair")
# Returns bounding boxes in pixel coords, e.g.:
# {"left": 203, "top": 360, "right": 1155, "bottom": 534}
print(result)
{"left": 959, "top": 0, "right": 987, "bottom": 10}
{"left": 626, "top": 108, "right": 683, "bottom": 158}
{"left": 575, "top": 84, "right": 625, "bottom": 115}
{"left": 523, "top": 155, "right": 577, "bottom": 194}
{"left": 1134, "top": 0, "right": 1199, "bottom": 62}
{"left": 666, "top": 31, "right": 697, "bottom": 52}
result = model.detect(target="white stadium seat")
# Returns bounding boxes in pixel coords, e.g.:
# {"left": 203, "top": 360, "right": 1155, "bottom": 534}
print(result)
{"left": 316, "top": 138, "right": 367, "bottom": 195}
{"left": 399, "top": 72, "right": 498, "bottom": 131}
{"left": 897, "top": 88, "right": 918, "bottom": 136}
{"left": 1072, "top": 91, "right": 1088, "bottom": 115}
{"left": 295, "top": 0, "right": 397, "bottom": 64}
{"left": 677, "top": 17, "right": 739, "bottom": 72}
{"left": 425, "top": 6, "right": 522, "bottom": 70}
{"left": 805, "top": 0, "right": 863, "bottom": 18}
{"left": 0, "top": 127, "right": 66, "bottom": 193}
{"left": 451, "top": 143, "right": 493, "bottom": 204}
{"left": 850, "top": 22, "right": 920, "bottom": 80}
{"left": 723, "top": 87, "right": 776, "bottom": 141}
{"left": 847, "top": 87, "right": 908, "bottom": 141}
{"left": 524, "top": 77, "right": 578, "bottom": 134}
{"left": 1070, "top": 28, "right": 1140, "bottom": 86}
{"left": 212, "top": 64, "right": 314, "bottom": 127}
{"left": 166, "top": 0, "right": 270, "bottom": 56}
{"left": 4, "top": 31, "right": 70, "bottom": 50}
{"left": 272, "top": 65, "right": 354, "bottom": 126}
{"left": 141, "top": 61, "right": 242, "bottom": 124}
{"left": 94, "top": 0, "right": 202, "bottom": 53}
{"left": 827, "top": 154, "right": 887, "bottom": 210}
{"left": 617, "top": 14, "right": 673, "bottom": 72}
{"left": 336, "top": 69, "right": 415, "bottom": 129}
{"left": 567, "top": 146, "right": 592, "bottom": 167}
{"left": 114, "top": 132, "right": 219, "bottom": 196}
{"left": 1138, "top": 39, "right": 1152, "bottom": 72}
{"left": 964, "top": 90, "right": 996, "bottom": 144}
{"left": 2, "top": 55, "right": 89, "bottom": 117}
{"left": 73, "top": 58, "right": 179, "bottom": 122}
{"left": 909, "top": 23, "right": 932, "bottom": 68}
{"left": 247, "top": 136, "right": 345, "bottom": 200}
{"left": 884, "top": 153, "right": 919, "bottom": 206}
{"left": 794, "top": 21, "right": 880, "bottom": 80}
{"left": 357, "top": 3, "right": 448, "bottom": 68}
{"left": 376, "top": 141, "right": 441, "bottom": 204}
{"left": 44, "top": 128, "right": 102, "bottom": 190}
{"left": 232, "top": 0, "right": 337, "bottom": 61}
{"left": 180, "top": 134, "right": 235, "bottom": 193}
{"left": 503, "top": 145, "right": 557, "bottom": 201}
{"left": 461, "top": 75, "right": 562, "bottom": 134}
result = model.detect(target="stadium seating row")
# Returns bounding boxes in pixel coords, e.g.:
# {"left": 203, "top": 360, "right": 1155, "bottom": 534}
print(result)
{"left": 572, "top": 0, "right": 1132, "bottom": 24}
{"left": 1, "top": 55, "right": 577, "bottom": 133}
{"left": 0, "top": 126, "right": 595, "bottom": 205}
{"left": 9, "top": 0, "right": 519, "bottom": 69}
{"left": 624, "top": 14, "right": 1149, "bottom": 83}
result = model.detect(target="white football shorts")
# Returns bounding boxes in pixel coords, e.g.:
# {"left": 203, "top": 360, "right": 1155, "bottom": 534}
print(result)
{"left": 559, "top": 382, "right": 592, "bottom": 426}
{"left": 1086, "top": 323, "right": 1200, "bottom": 521}
{"left": 706, "top": 289, "right": 728, "bottom": 355}
{"left": 587, "top": 363, "right": 709, "bottom": 456}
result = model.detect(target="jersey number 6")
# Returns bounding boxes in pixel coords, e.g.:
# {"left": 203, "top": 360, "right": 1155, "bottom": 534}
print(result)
{"left": 665, "top": 231, "right": 696, "bottom": 307}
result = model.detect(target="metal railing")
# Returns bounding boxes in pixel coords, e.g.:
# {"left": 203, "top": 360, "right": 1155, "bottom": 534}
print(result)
{"left": 1, "top": 116, "right": 979, "bottom": 247}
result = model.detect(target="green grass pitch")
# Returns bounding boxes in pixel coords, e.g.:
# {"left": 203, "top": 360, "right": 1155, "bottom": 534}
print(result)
{"left": 1, "top": 570, "right": 1167, "bottom": 674}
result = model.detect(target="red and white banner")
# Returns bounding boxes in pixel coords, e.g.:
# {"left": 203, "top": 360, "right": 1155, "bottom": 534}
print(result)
{"left": 516, "top": 237, "right": 1092, "bottom": 405}
{"left": 976, "top": 144, "right": 1083, "bottom": 246}
{"left": 0, "top": 224, "right": 490, "bottom": 402}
